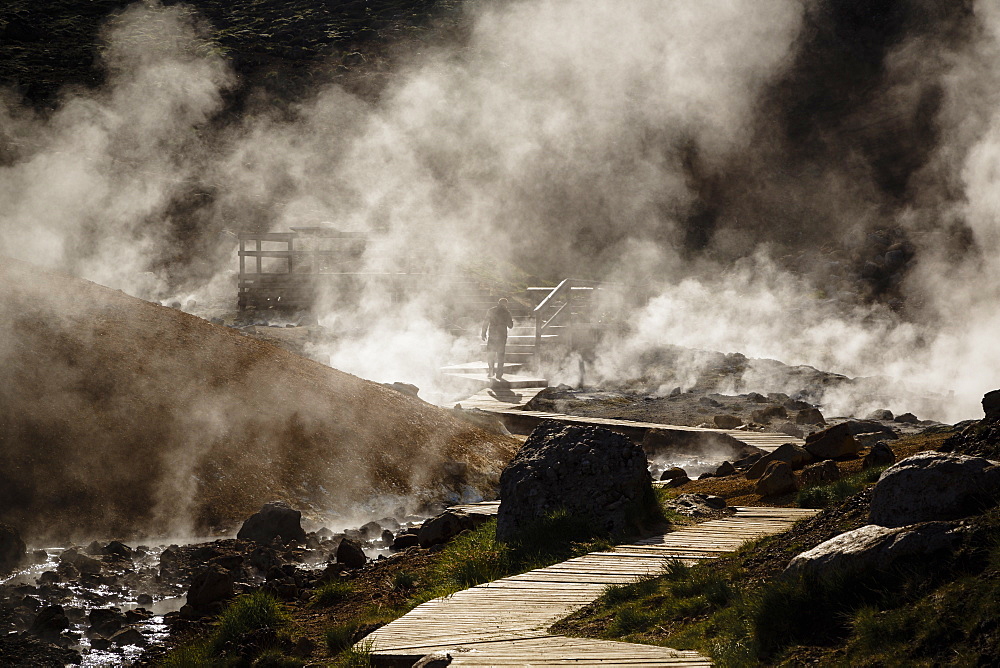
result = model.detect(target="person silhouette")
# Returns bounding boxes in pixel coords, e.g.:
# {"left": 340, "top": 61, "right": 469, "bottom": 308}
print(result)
{"left": 481, "top": 298, "right": 514, "bottom": 379}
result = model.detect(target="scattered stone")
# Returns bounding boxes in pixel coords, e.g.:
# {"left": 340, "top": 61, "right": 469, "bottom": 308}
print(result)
{"left": 894, "top": 412, "right": 919, "bottom": 424}
{"left": 659, "top": 467, "right": 687, "bottom": 481}
{"left": 771, "top": 442, "right": 814, "bottom": 469}
{"left": 417, "top": 511, "right": 482, "bottom": 548}
{"left": 795, "top": 408, "right": 826, "bottom": 425}
{"left": 699, "top": 396, "right": 721, "bottom": 407}
{"left": 336, "top": 538, "right": 367, "bottom": 569}
{"left": 714, "top": 461, "right": 737, "bottom": 477}
{"left": 774, "top": 422, "right": 804, "bottom": 438}
{"left": 745, "top": 454, "right": 775, "bottom": 480}
{"left": 863, "top": 442, "right": 896, "bottom": 470}
{"left": 804, "top": 423, "right": 860, "bottom": 460}
{"left": 733, "top": 453, "right": 762, "bottom": 470}
{"left": 746, "top": 392, "right": 769, "bottom": 403}
{"left": 85, "top": 540, "right": 104, "bottom": 556}
{"left": 755, "top": 461, "right": 798, "bottom": 497}
{"left": 186, "top": 564, "right": 234, "bottom": 610}
{"left": 88, "top": 608, "right": 126, "bottom": 638}
{"left": 866, "top": 409, "right": 894, "bottom": 421}
{"left": 664, "top": 475, "right": 691, "bottom": 488}
{"left": 249, "top": 546, "right": 280, "bottom": 572}
{"left": 751, "top": 405, "right": 787, "bottom": 424}
{"left": 496, "top": 422, "right": 654, "bottom": 542}
{"left": 800, "top": 459, "right": 841, "bottom": 486}
{"left": 0, "top": 523, "right": 26, "bottom": 574}
{"left": 384, "top": 382, "right": 420, "bottom": 398}
{"left": 104, "top": 541, "right": 133, "bottom": 561}
{"left": 28, "top": 605, "right": 69, "bottom": 639}
{"left": 391, "top": 531, "right": 420, "bottom": 551}
{"left": 784, "top": 521, "right": 967, "bottom": 581}
{"left": 236, "top": 501, "right": 307, "bottom": 545}
{"left": 668, "top": 493, "right": 729, "bottom": 517}
{"left": 869, "top": 452, "right": 1000, "bottom": 528}
{"left": 109, "top": 626, "right": 147, "bottom": 646}
{"left": 784, "top": 399, "right": 812, "bottom": 411}
{"left": 713, "top": 414, "right": 742, "bottom": 429}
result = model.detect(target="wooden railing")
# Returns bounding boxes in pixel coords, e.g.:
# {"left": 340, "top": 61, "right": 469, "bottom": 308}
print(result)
{"left": 532, "top": 278, "right": 604, "bottom": 356}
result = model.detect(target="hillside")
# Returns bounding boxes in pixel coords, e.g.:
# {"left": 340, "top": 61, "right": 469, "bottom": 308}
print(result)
{"left": 0, "top": 0, "right": 464, "bottom": 105}
{"left": 0, "top": 258, "right": 518, "bottom": 542}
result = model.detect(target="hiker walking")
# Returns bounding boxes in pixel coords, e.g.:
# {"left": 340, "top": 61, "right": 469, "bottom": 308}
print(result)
{"left": 481, "top": 298, "right": 514, "bottom": 379}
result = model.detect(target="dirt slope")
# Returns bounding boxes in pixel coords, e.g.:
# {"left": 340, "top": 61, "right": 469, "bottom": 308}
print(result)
{"left": 0, "top": 258, "right": 517, "bottom": 542}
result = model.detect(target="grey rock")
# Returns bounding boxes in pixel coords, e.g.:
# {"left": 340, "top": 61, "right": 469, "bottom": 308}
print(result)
{"left": 385, "top": 382, "right": 420, "bottom": 398}
{"left": 0, "top": 524, "right": 26, "bottom": 574}
{"left": 774, "top": 422, "right": 804, "bottom": 438}
{"left": 870, "top": 452, "right": 1000, "bottom": 528}
{"left": 497, "top": 422, "right": 653, "bottom": 543}
{"left": 714, "top": 414, "right": 742, "bottom": 429}
{"left": 755, "top": 461, "right": 798, "bottom": 497}
{"left": 417, "top": 510, "right": 484, "bottom": 548}
{"left": 109, "top": 626, "right": 147, "bottom": 646}
{"left": 983, "top": 389, "right": 1000, "bottom": 421}
{"left": 659, "top": 467, "right": 687, "bottom": 481}
{"left": 336, "top": 538, "right": 367, "bottom": 569}
{"left": 28, "top": 605, "right": 69, "bottom": 639}
{"left": 391, "top": 531, "right": 420, "bottom": 551}
{"left": 894, "top": 412, "right": 919, "bottom": 424}
{"left": 800, "top": 459, "right": 841, "bottom": 486}
{"left": 804, "top": 423, "right": 860, "bottom": 460}
{"left": 413, "top": 650, "right": 453, "bottom": 667}
{"left": 186, "top": 564, "right": 234, "bottom": 610}
{"left": 862, "top": 442, "right": 896, "bottom": 470}
{"left": 785, "top": 521, "right": 966, "bottom": 580}
{"left": 771, "top": 442, "right": 814, "bottom": 470}
{"left": 745, "top": 454, "right": 775, "bottom": 480}
{"left": 664, "top": 475, "right": 691, "bottom": 488}
{"left": 669, "top": 493, "right": 728, "bottom": 517}
{"left": 751, "top": 405, "right": 787, "bottom": 424}
{"left": 795, "top": 408, "right": 826, "bottom": 425}
{"left": 237, "top": 501, "right": 307, "bottom": 545}
{"left": 866, "top": 409, "right": 894, "bottom": 421}
{"left": 714, "top": 461, "right": 737, "bottom": 477}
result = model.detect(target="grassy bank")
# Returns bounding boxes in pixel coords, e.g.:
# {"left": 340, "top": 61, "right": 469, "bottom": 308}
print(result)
{"left": 553, "top": 431, "right": 1000, "bottom": 667}
{"left": 159, "top": 511, "right": 621, "bottom": 666}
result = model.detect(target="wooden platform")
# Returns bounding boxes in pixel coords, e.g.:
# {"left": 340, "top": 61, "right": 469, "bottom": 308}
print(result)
{"left": 455, "top": 388, "right": 800, "bottom": 453}
{"left": 363, "top": 506, "right": 818, "bottom": 666}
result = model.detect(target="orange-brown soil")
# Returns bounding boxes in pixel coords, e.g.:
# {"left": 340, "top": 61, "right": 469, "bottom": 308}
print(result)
{"left": 0, "top": 258, "right": 518, "bottom": 542}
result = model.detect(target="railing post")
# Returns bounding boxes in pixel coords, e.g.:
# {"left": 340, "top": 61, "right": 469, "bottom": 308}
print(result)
{"left": 534, "top": 311, "right": 542, "bottom": 369}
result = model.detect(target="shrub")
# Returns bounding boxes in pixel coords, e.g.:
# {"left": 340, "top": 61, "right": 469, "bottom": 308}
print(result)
{"left": 311, "top": 581, "right": 354, "bottom": 607}
{"left": 212, "top": 590, "right": 289, "bottom": 657}
{"left": 326, "top": 622, "right": 360, "bottom": 655}
{"left": 391, "top": 570, "right": 417, "bottom": 591}
{"left": 332, "top": 639, "right": 373, "bottom": 667}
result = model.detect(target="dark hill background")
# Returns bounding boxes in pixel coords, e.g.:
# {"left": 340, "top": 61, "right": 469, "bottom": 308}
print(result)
{"left": 0, "top": 0, "right": 463, "bottom": 107}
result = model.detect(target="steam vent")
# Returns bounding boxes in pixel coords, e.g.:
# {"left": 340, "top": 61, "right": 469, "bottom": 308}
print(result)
{"left": 4, "top": 0, "right": 1000, "bottom": 666}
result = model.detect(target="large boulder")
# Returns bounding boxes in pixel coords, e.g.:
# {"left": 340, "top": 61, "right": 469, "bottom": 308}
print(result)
{"left": 714, "top": 415, "right": 742, "bottom": 429}
{"left": 784, "top": 521, "right": 967, "bottom": 580}
{"left": 983, "top": 389, "right": 1000, "bottom": 421}
{"left": 754, "top": 460, "right": 798, "bottom": 497}
{"left": 496, "top": 422, "right": 653, "bottom": 543}
{"left": 869, "top": 452, "right": 1000, "bottom": 528}
{"left": 335, "top": 538, "right": 367, "bottom": 568}
{"left": 795, "top": 408, "right": 826, "bottom": 425}
{"left": 186, "top": 564, "right": 235, "bottom": 610}
{"left": 862, "top": 442, "right": 896, "bottom": 470}
{"left": 771, "top": 442, "right": 814, "bottom": 470}
{"left": 417, "top": 510, "right": 487, "bottom": 548}
{"left": 236, "top": 502, "right": 306, "bottom": 545}
{"left": 0, "top": 524, "right": 26, "bottom": 574}
{"left": 800, "top": 459, "right": 841, "bottom": 486}
{"left": 804, "top": 423, "right": 860, "bottom": 460}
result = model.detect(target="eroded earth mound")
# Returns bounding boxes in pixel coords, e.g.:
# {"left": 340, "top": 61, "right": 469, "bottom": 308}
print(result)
{"left": 0, "top": 259, "right": 518, "bottom": 542}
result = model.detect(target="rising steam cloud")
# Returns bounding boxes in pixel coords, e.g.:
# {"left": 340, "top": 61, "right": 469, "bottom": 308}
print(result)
{"left": 3, "top": 1, "right": 1000, "bottom": 421}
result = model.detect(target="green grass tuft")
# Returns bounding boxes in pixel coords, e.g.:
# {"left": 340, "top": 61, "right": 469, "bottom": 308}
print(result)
{"left": 326, "top": 622, "right": 361, "bottom": 655}
{"left": 797, "top": 465, "right": 888, "bottom": 508}
{"left": 211, "top": 590, "right": 289, "bottom": 657}
{"left": 311, "top": 580, "right": 354, "bottom": 607}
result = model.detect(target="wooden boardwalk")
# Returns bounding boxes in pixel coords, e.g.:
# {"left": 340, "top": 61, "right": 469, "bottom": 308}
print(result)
{"left": 363, "top": 505, "right": 819, "bottom": 666}
{"left": 456, "top": 387, "right": 800, "bottom": 453}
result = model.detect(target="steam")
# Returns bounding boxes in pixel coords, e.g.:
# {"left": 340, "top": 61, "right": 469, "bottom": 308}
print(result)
{"left": 4, "top": 0, "right": 1000, "bottom": 434}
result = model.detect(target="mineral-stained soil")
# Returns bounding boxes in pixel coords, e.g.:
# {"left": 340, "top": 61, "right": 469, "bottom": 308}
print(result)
{"left": 0, "top": 258, "right": 518, "bottom": 543}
